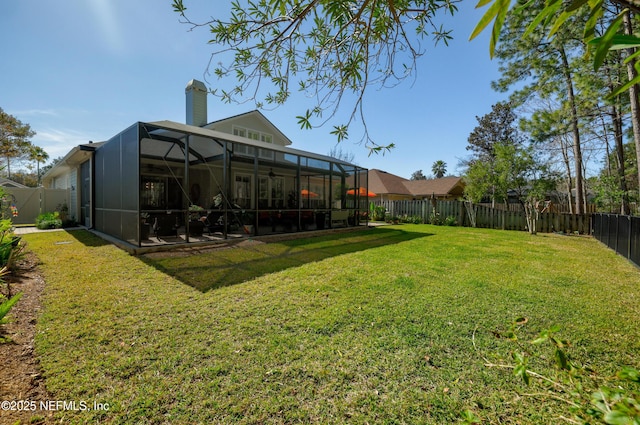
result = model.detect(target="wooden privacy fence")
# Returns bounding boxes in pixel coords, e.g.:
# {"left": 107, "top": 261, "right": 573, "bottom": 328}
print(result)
{"left": 374, "top": 200, "right": 593, "bottom": 234}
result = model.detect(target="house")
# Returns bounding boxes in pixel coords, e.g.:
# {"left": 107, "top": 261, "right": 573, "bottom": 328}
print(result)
{"left": 0, "top": 177, "right": 28, "bottom": 188}
{"left": 42, "top": 79, "right": 368, "bottom": 250}
{"left": 368, "top": 169, "right": 465, "bottom": 201}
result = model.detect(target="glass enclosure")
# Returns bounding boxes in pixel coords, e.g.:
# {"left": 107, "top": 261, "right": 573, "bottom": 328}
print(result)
{"left": 93, "top": 122, "right": 368, "bottom": 247}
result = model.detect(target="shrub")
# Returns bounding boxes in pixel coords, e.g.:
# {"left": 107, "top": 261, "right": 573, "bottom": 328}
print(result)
{"left": 0, "top": 266, "right": 20, "bottom": 343}
{"left": 369, "top": 204, "right": 386, "bottom": 221}
{"left": 400, "top": 215, "right": 423, "bottom": 224}
{"left": 443, "top": 216, "right": 457, "bottom": 226}
{"left": 36, "top": 212, "right": 62, "bottom": 230}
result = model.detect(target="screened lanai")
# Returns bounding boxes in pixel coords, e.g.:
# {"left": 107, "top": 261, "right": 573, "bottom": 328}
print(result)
{"left": 93, "top": 121, "right": 368, "bottom": 248}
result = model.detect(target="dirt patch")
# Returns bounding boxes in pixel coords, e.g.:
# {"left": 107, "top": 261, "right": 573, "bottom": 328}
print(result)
{"left": 0, "top": 252, "right": 54, "bottom": 424}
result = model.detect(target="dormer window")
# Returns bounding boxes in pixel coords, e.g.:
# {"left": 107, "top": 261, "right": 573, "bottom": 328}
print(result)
{"left": 233, "top": 125, "right": 274, "bottom": 159}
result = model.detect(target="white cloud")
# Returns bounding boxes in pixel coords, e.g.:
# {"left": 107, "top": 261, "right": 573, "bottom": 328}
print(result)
{"left": 34, "top": 128, "right": 93, "bottom": 162}
{"left": 13, "top": 109, "right": 59, "bottom": 117}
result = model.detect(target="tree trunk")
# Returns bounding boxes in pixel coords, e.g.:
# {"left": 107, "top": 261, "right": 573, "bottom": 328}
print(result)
{"left": 624, "top": 11, "right": 640, "bottom": 204}
{"left": 559, "top": 46, "right": 584, "bottom": 214}
{"left": 611, "top": 94, "right": 630, "bottom": 214}
{"left": 557, "top": 134, "right": 573, "bottom": 214}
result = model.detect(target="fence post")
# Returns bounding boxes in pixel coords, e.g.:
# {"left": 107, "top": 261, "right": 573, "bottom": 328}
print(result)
{"left": 626, "top": 215, "right": 633, "bottom": 260}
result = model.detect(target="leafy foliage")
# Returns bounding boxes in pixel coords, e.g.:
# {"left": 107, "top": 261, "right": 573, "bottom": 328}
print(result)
{"left": 0, "top": 107, "right": 36, "bottom": 177}
{"left": 431, "top": 160, "right": 447, "bottom": 178}
{"left": 369, "top": 203, "right": 386, "bottom": 221}
{"left": 475, "top": 320, "right": 640, "bottom": 425}
{"left": 173, "top": 0, "right": 459, "bottom": 151}
{"left": 471, "top": 0, "right": 640, "bottom": 97}
{"left": 466, "top": 101, "right": 522, "bottom": 161}
{"left": 0, "top": 292, "right": 22, "bottom": 326}
{"left": 410, "top": 169, "right": 427, "bottom": 180}
{"left": 35, "top": 212, "right": 62, "bottom": 230}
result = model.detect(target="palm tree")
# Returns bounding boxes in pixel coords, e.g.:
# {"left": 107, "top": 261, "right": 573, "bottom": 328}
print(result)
{"left": 431, "top": 160, "right": 447, "bottom": 178}
{"left": 29, "top": 146, "right": 49, "bottom": 186}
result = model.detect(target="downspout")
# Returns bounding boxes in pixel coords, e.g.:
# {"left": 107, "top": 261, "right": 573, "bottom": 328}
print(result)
{"left": 223, "top": 142, "right": 229, "bottom": 239}
{"left": 184, "top": 135, "right": 190, "bottom": 243}
{"left": 296, "top": 156, "right": 301, "bottom": 231}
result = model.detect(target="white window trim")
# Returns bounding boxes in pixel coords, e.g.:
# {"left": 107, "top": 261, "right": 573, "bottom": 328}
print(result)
{"left": 232, "top": 125, "right": 274, "bottom": 160}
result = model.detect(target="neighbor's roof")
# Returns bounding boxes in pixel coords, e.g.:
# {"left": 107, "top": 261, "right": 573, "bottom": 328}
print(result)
{"left": 368, "top": 169, "right": 464, "bottom": 197}
{"left": 404, "top": 176, "right": 465, "bottom": 197}
{"left": 0, "top": 177, "right": 28, "bottom": 188}
{"left": 368, "top": 169, "right": 411, "bottom": 195}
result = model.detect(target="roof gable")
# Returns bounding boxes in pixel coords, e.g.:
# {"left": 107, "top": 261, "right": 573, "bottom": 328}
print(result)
{"left": 368, "top": 169, "right": 464, "bottom": 198}
{"left": 403, "top": 176, "right": 465, "bottom": 197}
{"left": 204, "top": 110, "right": 292, "bottom": 146}
{"left": 368, "top": 169, "right": 411, "bottom": 195}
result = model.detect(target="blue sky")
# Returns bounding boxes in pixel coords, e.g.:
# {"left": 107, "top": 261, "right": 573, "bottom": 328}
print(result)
{"left": 1, "top": 0, "right": 507, "bottom": 179}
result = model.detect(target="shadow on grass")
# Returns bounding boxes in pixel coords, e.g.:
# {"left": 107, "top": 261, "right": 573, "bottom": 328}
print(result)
{"left": 142, "top": 227, "right": 432, "bottom": 292}
{"left": 66, "top": 230, "right": 112, "bottom": 247}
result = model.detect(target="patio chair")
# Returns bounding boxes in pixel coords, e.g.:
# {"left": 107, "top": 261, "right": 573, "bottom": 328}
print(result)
{"left": 152, "top": 214, "right": 179, "bottom": 238}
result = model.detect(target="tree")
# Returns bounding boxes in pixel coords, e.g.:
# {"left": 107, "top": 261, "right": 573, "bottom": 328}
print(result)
{"left": 28, "top": 145, "right": 49, "bottom": 186}
{"left": 173, "top": 0, "right": 458, "bottom": 152}
{"left": 490, "top": 3, "right": 594, "bottom": 214}
{"left": 467, "top": 102, "right": 522, "bottom": 161}
{"left": 464, "top": 102, "right": 523, "bottom": 207}
{"left": 471, "top": 0, "right": 640, "bottom": 82}
{"left": 474, "top": 0, "right": 640, "bottom": 205}
{"left": 431, "top": 160, "right": 447, "bottom": 178}
{"left": 410, "top": 170, "right": 427, "bottom": 180}
{"left": 328, "top": 145, "right": 356, "bottom": 164}
{"left": 0, "top": 108, "right": 35, "bottom": 179}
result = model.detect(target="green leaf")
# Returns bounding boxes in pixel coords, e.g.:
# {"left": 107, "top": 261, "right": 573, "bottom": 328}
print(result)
{"left": 172, "top": 0, "right": 186, "bottom": 13}
{"left": 565, "top": 0, "right": 589, "bottom": 12}
{"left": 488, "top": 0, "right": 510, "bottom": 58}
{"left": 583, "top": 0, "right": 603, "bottom": 41}
{"left": 554, "top": 348, "right": 569, "bottom": 370}
{"left": 548, "top": 11, "right": 572, "bottom": 38}
{"left": 603, "top": 410, "right": 634, "bottom": 425}
{"left": 469, "top": 0, "right": 509, "bottom": 48}
{"left": 514, "top": 364, "right": 530, "bottom": 385}
{"left": 296, "top": 110, "right": 313, "bottom": 130}
{"left": 617, "top": 367, "right": 640, "bottom": 383}
{"left": 524, "top": 0, "right": 562, "bottom": 39}
{"left": 592, "top": 10, "right": 627, "bottom": 71}
{"left": 0, "top": 292, "right": 23, "bottom": 323}
{"left": 330, "top": 125, "right": 349, "bottom": 142}
{"left": 475, "top": 0, "right": 496, "bottom": 8}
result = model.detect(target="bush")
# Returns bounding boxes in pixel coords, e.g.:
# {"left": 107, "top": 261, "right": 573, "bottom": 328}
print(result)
{"left": 369, "top": 204, "right": 386, "bottom": 221}
{"left": 400, "top": 215, "right": 423, "bottom": 224}
{"left": 36, "top": 212, "right": 62, "bottom": 230}
{"left": 443, "top": 216, "right": 457, "bottom": 226}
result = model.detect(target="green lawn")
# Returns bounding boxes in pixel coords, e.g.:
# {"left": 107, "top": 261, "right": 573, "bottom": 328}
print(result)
{"left": 24, "top": 226, "right": 640, "bottom": 424}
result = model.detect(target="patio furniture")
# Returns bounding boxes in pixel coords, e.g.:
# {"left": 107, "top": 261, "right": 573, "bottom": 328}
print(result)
{"left": 152, "top": 214, "right": 179, "bottom": 238}
{"left": 330, "top": 210, "right": 349, "bottom": 227}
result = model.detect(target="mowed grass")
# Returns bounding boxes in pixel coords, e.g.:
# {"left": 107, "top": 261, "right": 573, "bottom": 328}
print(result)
{"left": 24, "top": 226, "right": 640, "bottom": 424}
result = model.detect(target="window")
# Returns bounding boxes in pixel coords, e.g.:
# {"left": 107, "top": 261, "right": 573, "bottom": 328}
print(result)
{"left": 234, "top": 173, "right": 252, "bottom": 208}
{"left": 232, "top": 125, "right": 274, "bottom": 159}
{"left": 258, "top": 176, "right": 284, "bottom": 209}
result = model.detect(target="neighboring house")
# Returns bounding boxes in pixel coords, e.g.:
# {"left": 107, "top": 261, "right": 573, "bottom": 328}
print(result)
{"left": 42, "top": 79, "right": 368, "bottom": 250}
{"left": 368, "top": 169, "right": 465, "bottom": 201}
{"left": 0, "top": 177, "right": 28, "bottom": 188}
